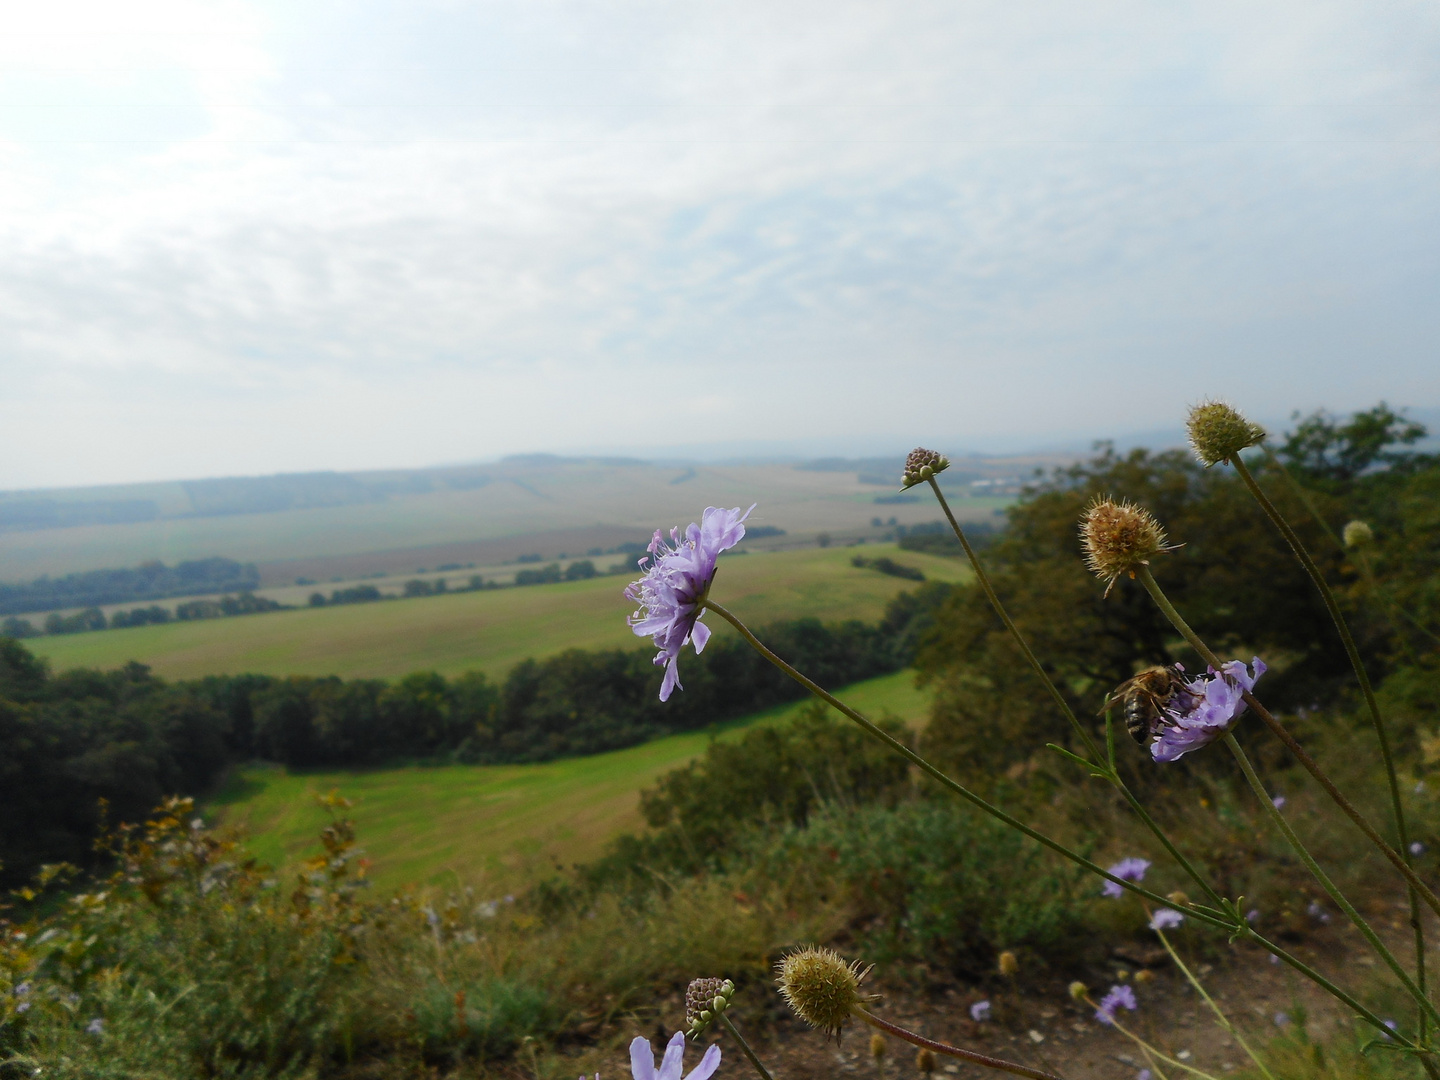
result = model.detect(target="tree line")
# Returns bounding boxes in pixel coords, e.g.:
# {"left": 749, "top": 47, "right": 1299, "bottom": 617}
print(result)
{"left": 0, "top": 589, "right": 950, "bottom": 888}
{"left": 0, "top": 557, "right": 260, "bottom": 617}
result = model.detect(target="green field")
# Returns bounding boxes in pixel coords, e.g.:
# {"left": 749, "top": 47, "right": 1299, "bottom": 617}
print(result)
{"left": 26, "top": 544, "right": 969, "bottom": 680}
{"left": 209, "top": 670, "right": 931, "bottom": 894}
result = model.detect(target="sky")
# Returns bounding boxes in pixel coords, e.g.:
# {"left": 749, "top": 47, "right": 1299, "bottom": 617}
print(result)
{"left": 1, "top": 0, "right": 1438, "bottom": 490}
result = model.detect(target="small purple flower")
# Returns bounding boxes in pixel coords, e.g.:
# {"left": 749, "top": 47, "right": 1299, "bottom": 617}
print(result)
{"left": 1411, "top": 842, "right": 1427, "bottom": 856}
{"left": 1271, "top": 795, "right": 1286, "bottom": 809}
{"left": 970, "top": 1000, "right": 992, "bottom": 1022}
{"left": 626, "top": 505, "right": 754, "bottom": 701}
{"left": 86, "top": 1018, "right": 104, "bottom": 1036}
{"left": 1149, "top": 908, "right": 1184, "bottom": 932}
{"left": 1273, "top": 1011, "right": 1290, "bottom": 1027}
{"left": 1094, "top": 985, "right": 1137, "bottom": 1026}
{"left": 1151, "top": 658, "right": 1267, "bottom": 763}
{"left": 1383, "top": 1019, "right": 1398, "bottom": 1040}
{"left": 15, "top": 1001, "right": 30, "bottom": 1014}
{"left": 1138, "top": 1072, "right": 1152, "bottom": 1080}
{"left": 1246, "top": 909, "right": 1260, "bottom": 923}
{"left": 13, "top": 982, "right": 30, "bottom": 997}
{"left": 630, "top": 1032, "right": 721, "bottom": 1080}
{"left": 1306, "top": 900, "right": 1331, "bottom": 924}
{"left": 1101, "top": 857, "right": 1151, "bottom": 898}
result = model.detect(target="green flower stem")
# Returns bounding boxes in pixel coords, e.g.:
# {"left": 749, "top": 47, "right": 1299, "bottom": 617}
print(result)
{"left": 1135, "top": 566, "right": 1440, "bottom": 924}
{"left": 719, "top": 1013, "right": 776, "bottom": 1080}
{"left": 1151, "top": 921, "right": 1277, "bottom": 1080}
{"left": 1223, "top": 730, "right": 1440, "bottom": 1031}
{"left": 923, "top": 476, "right": 1098, "bottom": 760}
{"left": 852, "top": 1006, "right": 1064, "bottom": 1080}
{"left": 706, "top": 598, "right": 1422, "bottom": 1045}
{"left": 1094, "top": 1009, "right": 1221, "bottom": 1080}
{"left": 925, "top": 477, "right": 1227, "bottom": 911}
{"left": 702, "top": 599, "right": 1229, "bottom": 929}
{"left": 1233, "top": 453, "right": 1429, "bottom": 1040}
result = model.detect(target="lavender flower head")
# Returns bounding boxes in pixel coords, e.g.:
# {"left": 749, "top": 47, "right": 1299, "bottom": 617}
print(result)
{"left": 626, "top": 505, "right": 754, "bottom": 701}
{"left": 1148, "top": 908, "right": 1184, "bottom": 932}
{"left": 969, "top": 1000, "right": 992, "bottom": 1022}
{"left": 1151, "top": 657, "right": 1267, "bottom": 763}
{"left": 1094, "top": 985, "right": 1137, "bottom": 1026}
{"left": 1101, "top": 857, "right": 1150, "bottom": 898}
{"left": 630, "top": 1032, "right": 722, "bottom": 1080}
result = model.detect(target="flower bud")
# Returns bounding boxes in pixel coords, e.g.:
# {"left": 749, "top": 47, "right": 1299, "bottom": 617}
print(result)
{"left": 1167, "top": 890, "right": 1190, "bottom": 907}
{"left": 915, "top": 1048, "right": 936, "bottom": 1075}
{"left": 997, "top": 951, "right": 1018, "bottom": 976}
{"left": 685, "top": 976, "right": 733, "bottom": 1037}
{"left": 1186, "top": 401, "right": 1266, "bottom": 467}
{"left": 901, "top": 448, "right": 950, "bottom": 490}
{"left": 870, "top": 1033, "right": 887, "bottom": 1061}
{"left": 775, "top": 946, "right": 877, "bottom": 1039}
{"left": 1080, "top": 497, "right": 1175, "bottom": 595}
{"left": 1134, "top": 969, "right": 1155, "bottom": 985}
{"left": 1343, "top": 520, "right": 1375, "bottom": 549}
{"left": 1068, "top": 981, "right": 1089, "bottom": 1001}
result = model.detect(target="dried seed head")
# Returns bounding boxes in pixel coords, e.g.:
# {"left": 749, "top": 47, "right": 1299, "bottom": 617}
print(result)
{"left": 997, "top": 950, "right": 1018, "bottom": 976}
{"left": 685, "top": 977, "right": 734, "bottom": 1038}
{"left": 1068, "top": 981, "right": 1089, "bottom": 1001}
{"left": 1343, "top": 520, "right": 1375, "bottom": 549}
{"left": 870, "top": 1033, "right": 887, "bottom": 1061}
{"left": 901, "top": 448, "right": 950, "bottom": 490}
{"left": 775, "top": 946, "right": 876, "bottom": 1039}
{"left": 1134, "top": 969, "right": 1155, "bottom": 985}
{"left": 915, "top": 1048, "right": 937, "bottom": 1075}
{"left": 1080, "top": 497, "right": 1176, "bottom": 595}
{"left": 1167, "top": 890, "right": 1190, "bottom": 907}
{"left": 1186, "top": 400, "right": 1266, "bottom": 467}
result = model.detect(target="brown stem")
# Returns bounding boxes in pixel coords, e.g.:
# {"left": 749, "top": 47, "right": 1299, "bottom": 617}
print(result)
{"left": 852, "top": 1007, "right": 1065, "bottom": 1080}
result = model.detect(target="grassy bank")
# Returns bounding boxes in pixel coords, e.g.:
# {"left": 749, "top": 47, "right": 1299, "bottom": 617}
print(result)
{"left": 25, "top": 544, "right": 967, "bottom": 680}
{"left": 208, "top": 669, "right": 931, "bottom": 893}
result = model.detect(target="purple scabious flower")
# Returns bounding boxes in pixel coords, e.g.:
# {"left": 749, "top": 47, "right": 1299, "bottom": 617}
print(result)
{"left": 1148, "top": 908, "right": 1184, "bottom": 931}
{"left": 1101, "top": 857, "right": 1151, "bottom": 898}
{"left": 626, "top": 505, "right": 754, "bottom": 701}
{"left": 630, "top": 1032, "right": 722, "bottom": 1080}
{"left": 969, "top": 1000, "right": 991, "bottom": 1022}
{"left": 1151, "top": 658, "right": 1267, "bottom": 763}
{"left": 1094, "top": 985, "right": 1137, "bottom": 1026}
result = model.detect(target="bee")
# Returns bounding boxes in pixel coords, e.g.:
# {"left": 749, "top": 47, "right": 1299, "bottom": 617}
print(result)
{"left": 1108, "top": 665, "right": 1193, "bottom": 745}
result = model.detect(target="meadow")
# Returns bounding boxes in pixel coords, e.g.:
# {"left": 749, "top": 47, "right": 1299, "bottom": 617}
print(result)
{"left": 24, "top": 543, "right": 969, "bottom": 680}
{"left": 209, "top": 670, "right": 931, "bottom": 894}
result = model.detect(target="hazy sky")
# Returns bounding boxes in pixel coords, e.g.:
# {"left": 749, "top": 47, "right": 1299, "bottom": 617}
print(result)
{"left": 2, "top": 0, "right": 1438, "bottom": 489}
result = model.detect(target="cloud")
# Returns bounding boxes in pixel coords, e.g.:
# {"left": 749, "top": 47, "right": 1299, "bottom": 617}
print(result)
{"left": 1, "top": 0, "right": 1438, "bottom": 487}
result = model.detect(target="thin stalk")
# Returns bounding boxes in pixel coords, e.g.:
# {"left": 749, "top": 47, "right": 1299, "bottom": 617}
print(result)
{"left": 707, "top": 597, "right": 1421, "bottom": 1046}
{"left": 1135, "top": 566, "right": 1440, "bottom": 924}
{"left": 1151, "top": 921, "right": 1277, "bottom": 1080}
{"left": 1224, "top": 732, "right": 1440, "bottom": 1029}
{"left": 926, "top": 477, "right": 1226, "bottom": 910}
{"left": 719, "top": 1014, "right": 776, "bottom": 1080}
{"left": 1233, "top": 454, "right": 1428, "bottom": 1039}
{"left": 852, "top": 1006, "right": 1063, "bottom": 1080}
{"left": 1095, "top": 1011, "right": 1221, "bottom": 1080}
{"left": 702, "top": 599, "right": 1229, "bottom": 928}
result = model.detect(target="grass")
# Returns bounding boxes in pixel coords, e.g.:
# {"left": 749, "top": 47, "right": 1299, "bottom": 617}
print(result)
{"left": 209, "top": 669, "right": 932, "bottom": 894}
{"left": 26, "top": 543, "right": 969, "bottom": 680}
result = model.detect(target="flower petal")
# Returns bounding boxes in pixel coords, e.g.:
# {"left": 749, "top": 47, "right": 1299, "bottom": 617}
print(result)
{"left": 684, "top": 1044, "right": 723, "bottom": 1080}
{"left": 657, "top": 1032, "right": 687, "bottom": 1080}
{"left": 690, "top": 618, "right": 712, "bottom": 654}
{"left": 630, "top": 1037, "right": 657, "bottom": 1080}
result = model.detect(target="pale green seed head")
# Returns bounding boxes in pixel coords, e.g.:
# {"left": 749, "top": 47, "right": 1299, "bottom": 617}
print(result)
{"left": 1186, "top": 400, "right": 1266, "bottom": 467}
{"left": 775, "top": 946, "right": 875, "bottom": 1038}
{"left": 1343, "top": 520, "right": 1375, "bottom": 549}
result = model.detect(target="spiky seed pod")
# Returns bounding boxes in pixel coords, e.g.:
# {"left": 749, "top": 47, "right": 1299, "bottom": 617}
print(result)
{"left": 915, "top": 1049, "right": 936, "bottom": 1076}
{"left": 1080, "top": 497, "right": 1176, "bottom": 595}
{"left": 1186, "top": 400, "right": 1266, "bottom": 467}
{"left": 870, "top": 1033, "right": 887, "bottom": 1061}
{"left": 685, "top": 977, "right": 734, "bottom": 1038}
{"left": 1068, "top": 981, "right": 1089, "bottom": 1001}
{"left": 775, "top": 946, "right": 876, "bottom": 1039}
{"left": 1343, "top": 520, "right": 1375, "bottom": 549}
{"left": 901, "top": 447, "right": 950, "bottom": 490}
{"left": 997, "top": 950, "right": 1018, "bottom": 976}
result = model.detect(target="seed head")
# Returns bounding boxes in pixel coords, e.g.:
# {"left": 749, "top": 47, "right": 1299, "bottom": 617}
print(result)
{"left": 915, "top": 1048, "right": 937, "bottom": 1075}
{"left": 685, "top": 977, "right": 734, "bottom": 1038}
{"left": 1068, "top": 981, "right": 1089, "bottom": 1001}
{"left": 1134, "top": 969, "right": 1155, "bottom": 985}
{"left": 997, "top": 951, "right": 1018, "bottom": 976}
{"left": 1080, "top": 497, "right": 1176, "bottom": 595}
{"left": 869, "top": 1033, "right": 887, "bottom": 1061}
{"left": 775, "top": 946, "right": 876, "bottom": 1039}
{"left": 1186, "top": 400, "right": 1266, "bottom": 467}
{"left": 901, "top": 448, "right": 950, "bottom": 490}
{"left": 1343, "top": 520, "right": 1375, "bottom": 549}
{"left": 1167, "top": 890, "right": 1190, "bottom": 907}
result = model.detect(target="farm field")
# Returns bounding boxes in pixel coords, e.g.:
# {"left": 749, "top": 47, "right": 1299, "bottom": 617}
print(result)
{"left": 25, "top": 543, "right": 969, "bottom": 680}
{"left": 209, "top": 669, "right": 931, "bottom": 894}
{"left": 0, "top": 455, "right": 1021, "bottom": 582}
